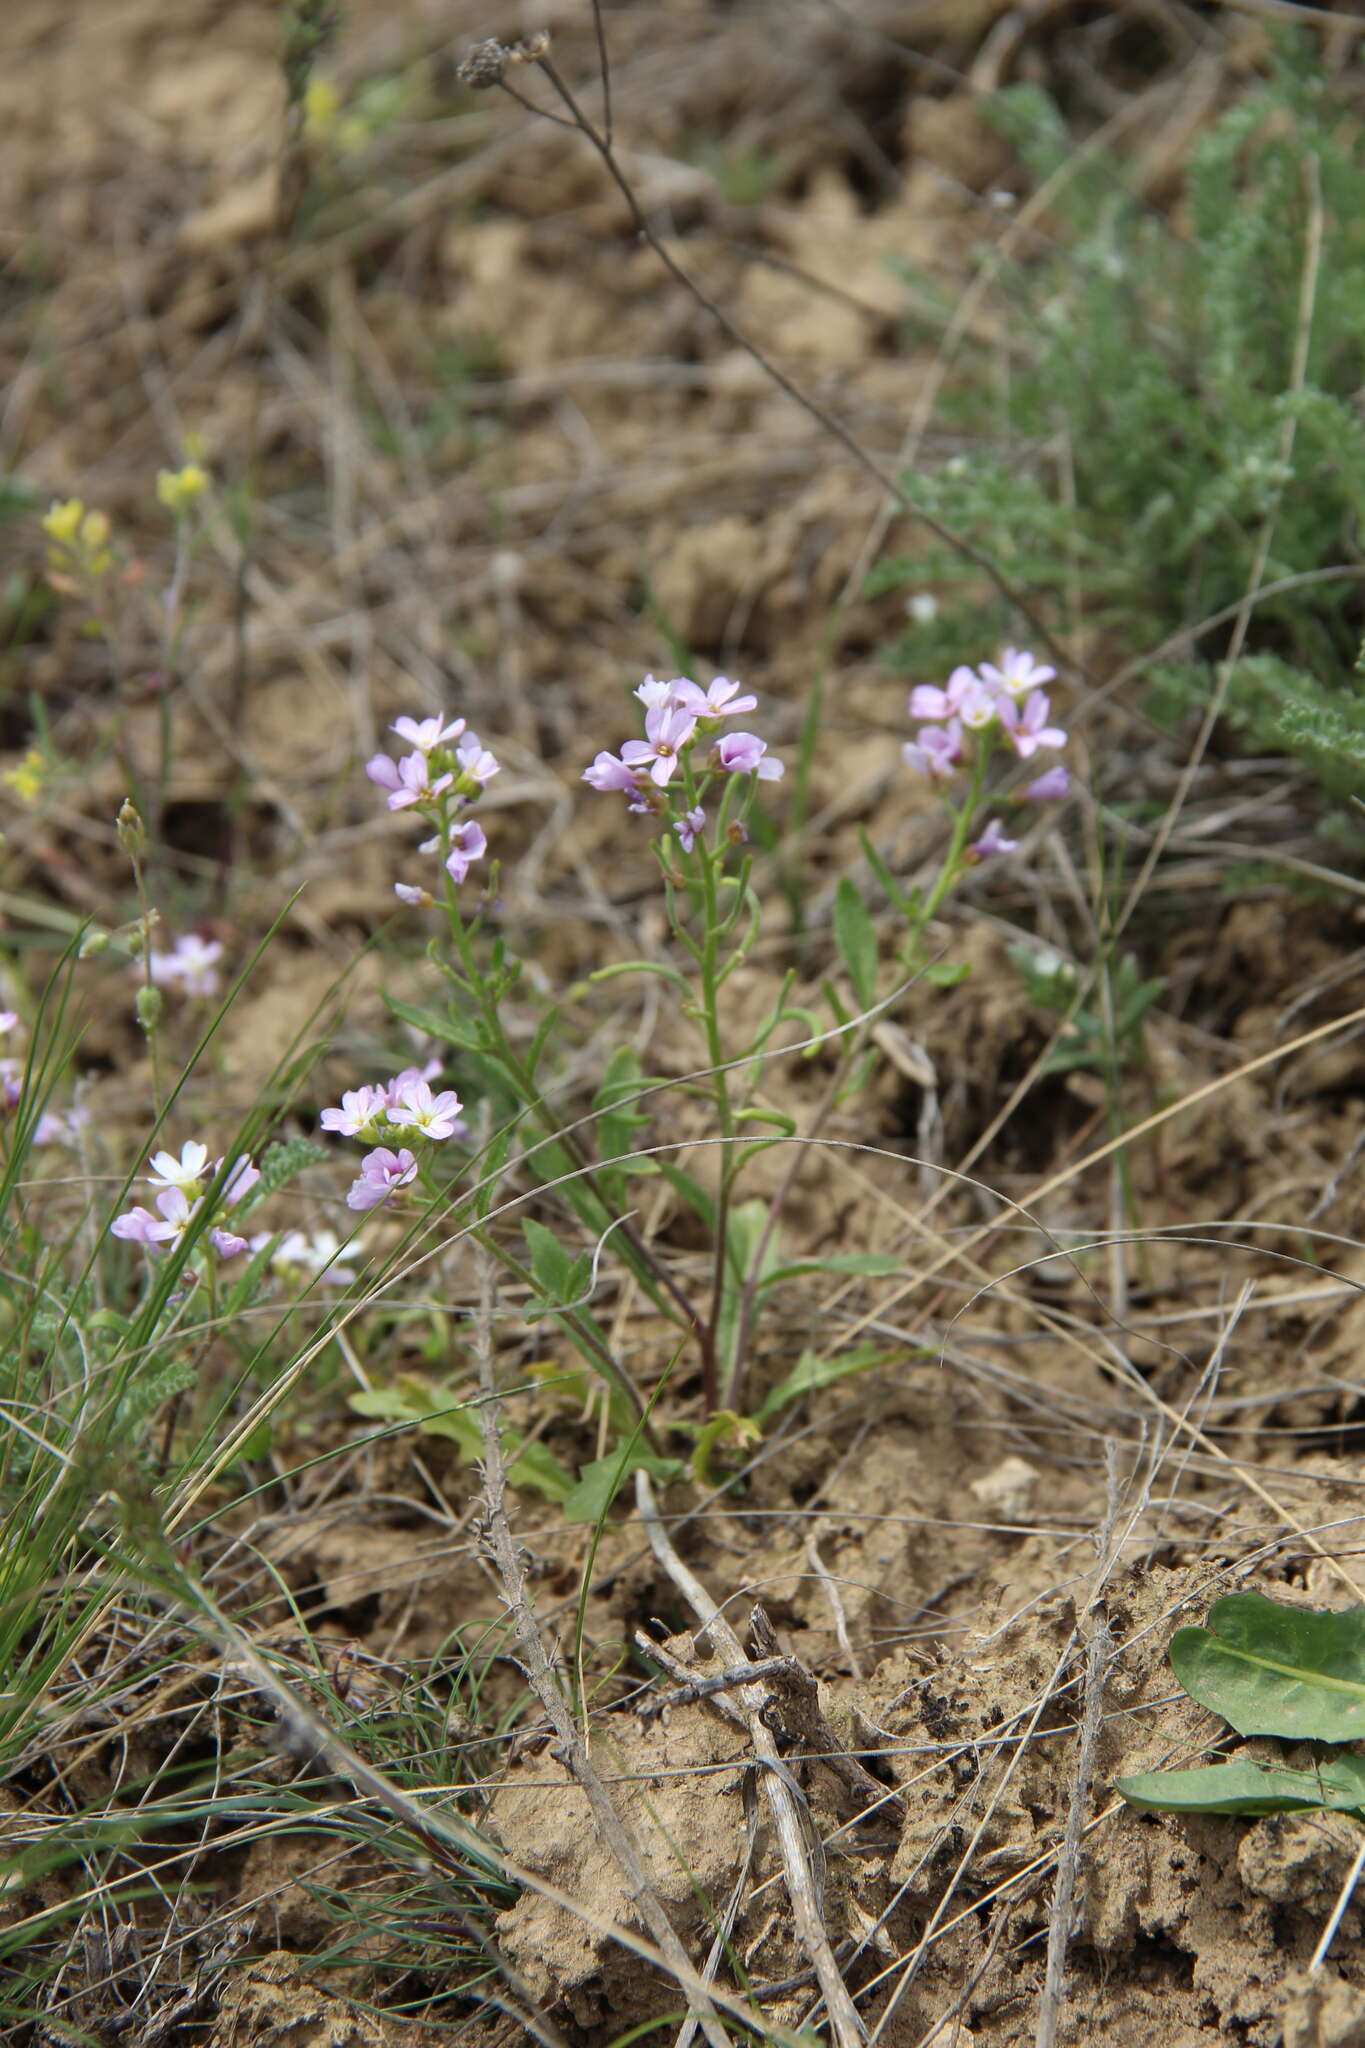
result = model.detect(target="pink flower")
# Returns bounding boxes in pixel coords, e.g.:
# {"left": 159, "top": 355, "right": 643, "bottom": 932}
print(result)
{"left": 713, "top": 731, "right": 783, "bottom": 780}
{"left": 347, "top": 1147, "right": 418, "bottom": 1212}
{"left": 392, "top": 714, "right": 465, "bottom": 753}
{"left": 978, "top": 648, "right": 1055, "bottom": 700}
{"left": 969, "top": 819, "right": 1018, "bottom": 861}
{"left": 219, "top": 1155, "right": 260, "bottom": 1207}
{"left": 34, "top": 1105, "right": 90, "bottom": 1148}
{"left": 674, "top": 676, "right": 758, "bottom": 720}
{"left": 147, "top": 1140, "right": 210, "bottom": 1193}
{"left": 583, "top": 751, "right": 654, "bottom": 810}
{"left": 1023, "top": 764, "right": 1070, "bottom": 802}
{"left": 251, "top": 1228, "right": 357, "bottom": 1286}
{"left": 366, "top": 753, "right": 403, "bottom": 794}
{"left": 585, "top": 750, "right": 640, "bottom": 792}
{"left": 903, "top": 719, "right": 963, "bottom": 783}
{"left": 0, "top": 1012, "right": 18, "bottom": 1034}
{"left": 111, "top": 1202, "right": 181, "bottom": 1248}
{"left": 621, "top": 702, "right": 699, "bottom": 788}
{"left": 147, "top": 934, "right": 224, "bottom": 998}
{"left": 387, "top": 752, "right": 453, "bottom": 812}
{"left": 208, "top": 1226, "right": 248, "bottom": 1259}
{"left": 394, "top": 882, "right": 433, "bottom": 907}
{"left": 675, "top": 806, "right": 705, "bottom": 853}
{"left": 956, "top": 680, "right": 1001, "bottom": 731}
{"left": 908, "top": 666, "right": 979, "bottom": 723}
{"left": 455, "top": 734, "right": 499, "bottom": 786}
{"left": 321, "top": 1085, "right": 388, "bottom": 1138}
{"left": 385, "top": 1076, "right": 466, "bottom": 1141}
{"left": 635, "top": 674, "right": 684, "bottom": 710}
{"left": 998, "top": 691, "right": 1066, "bottom": 759}
{"left": 444, "top": 819, "right": 487, "bottom": 884}
{"left": 382, "top": 1061, "right": 443, "bottom": 1105}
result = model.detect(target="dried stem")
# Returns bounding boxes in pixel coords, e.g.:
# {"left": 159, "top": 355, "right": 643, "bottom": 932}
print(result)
{"left": 635, "top": 1468, "right": 868, "bottom": 2048}
{"left": 1034, "top": 1448, "right": 1121, "bottom": 2048}
{"left": 471, "top": 1256, "right": 735, "bottom": 2048}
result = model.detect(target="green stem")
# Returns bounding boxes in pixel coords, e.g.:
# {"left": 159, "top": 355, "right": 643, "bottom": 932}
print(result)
{"left": 693, "top": 824, "right": 735, "bottom": 1415}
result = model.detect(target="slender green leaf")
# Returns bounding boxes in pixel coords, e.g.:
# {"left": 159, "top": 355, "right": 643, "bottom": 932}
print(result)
{"left": 833, "top": 878, "right": 878, "bottom": 1010}
{"left": 385, "top": 996, "right": 486, "bottom": 1053}
{"left": 755, "top": 1345, "right": 897, "bottom": 1424}
{"left": 761, "top": 1253, "right": 901, "bottom": 1288}
{"left": 656, "top": 1161, "right": 716, "bottom": 1233}
{"left": 1118, "top": 1753, "right": 1365, "bottom": 1817}
{"left": 860, "top": 831, "right": 916, "bottom": 919}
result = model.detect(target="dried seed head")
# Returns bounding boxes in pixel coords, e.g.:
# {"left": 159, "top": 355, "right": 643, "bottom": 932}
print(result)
{"left": 457, "top": 32, "right": 550, "bottom": 90}
{"left": 458, "top": 38, "right": 511, "bottom": 89}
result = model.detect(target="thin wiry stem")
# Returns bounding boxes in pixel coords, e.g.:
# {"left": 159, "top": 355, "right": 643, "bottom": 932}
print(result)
{"left": 502, "top": 38, "right": 1065, "bottom": 664}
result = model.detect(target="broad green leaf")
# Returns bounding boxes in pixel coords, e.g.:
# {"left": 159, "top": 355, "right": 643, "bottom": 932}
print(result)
{"left": 504, "top": 1438, "right": 576, "bottom": 1504}
{"left": 833, "top": 878, "right": 878, "bottom": 1010}
{"left": 1169, "top": 1593, "right": 1365, "bottom": 1742}
{"left": 522, "top": 1218, "right": 590, "bottom": 1309}
{"left": 562, "top": 1447, "right": 685, "bottom": 1525}
{"left": 755, "top": 1344, "right": 897, "bottom": 1424}
{"left": 924, "top": 960, "right": 971, "bottom": 988}
{"left": 1118, "top": 1753, "right": 1365, "bottom": 1817}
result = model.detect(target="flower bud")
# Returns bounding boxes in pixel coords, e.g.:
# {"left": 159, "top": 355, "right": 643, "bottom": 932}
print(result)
{"left": 136, "top": 984, "right": 165, "bottom": 1034}
{"left": 116, "top": 798, "right": 147, "bottom": 857}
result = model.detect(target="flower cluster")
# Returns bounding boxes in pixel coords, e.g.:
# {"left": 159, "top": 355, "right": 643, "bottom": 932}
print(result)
{"left": 148, "top": 932, "right": 225, "bottom": 998}
{"left": 111, "top": 1140, "right": 260, "bottom": 1261}
{"left": 319, "top": 1060, "right": 467, "bottom": 1212}
{"left": 583, "top": 674, "right": 782, "bottom": 849}
{"left": 903, "top": 647, "right": 1071, "bottom": 861}
{"left": 366, "top": 713, "right": 498, "bottom": 905}
{"left": 42, "top": 498, "right": 113, "bottom": 589}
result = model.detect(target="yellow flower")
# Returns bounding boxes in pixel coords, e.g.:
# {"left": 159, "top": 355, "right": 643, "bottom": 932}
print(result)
{"left": 42, "top": 499, "right": 84, "bottom": 545}
{"left": 4, "top": 751, "right": 47, "bottom": 803}
{"left": 303, "top": 77, "right": 341, "bottom": 137}
{"left": 156, "top": 463, "right": 209, "bottom": 514}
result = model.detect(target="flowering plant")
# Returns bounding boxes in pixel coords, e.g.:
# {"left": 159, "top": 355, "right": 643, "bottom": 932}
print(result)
{"left": 311, "top": 652, "right": 1070, "bottom": 1461}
